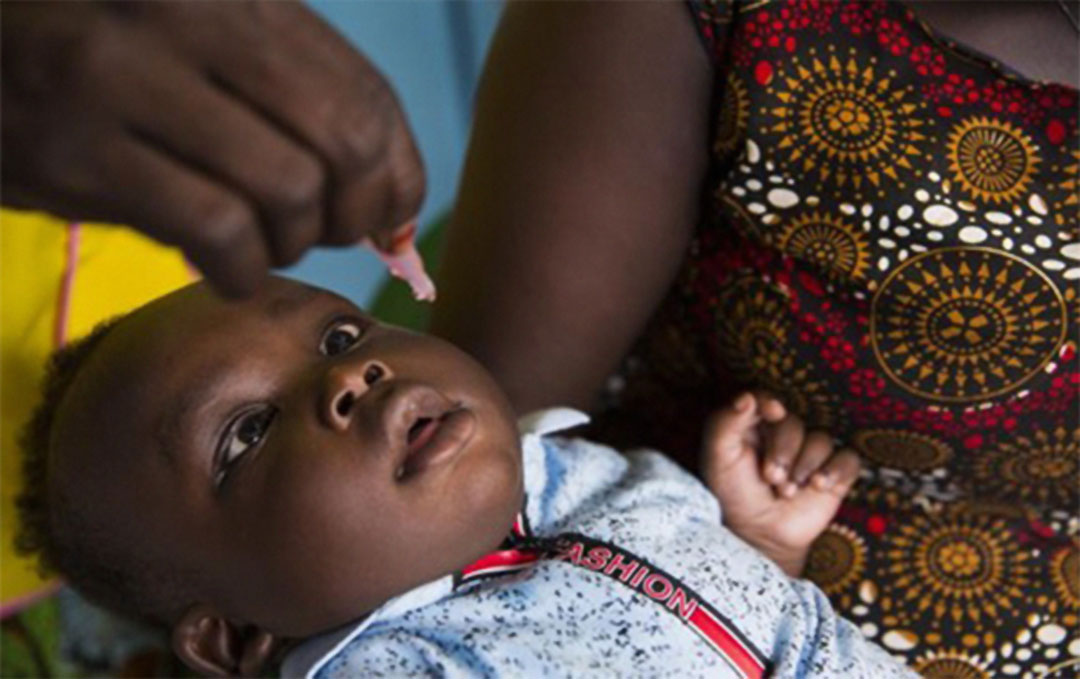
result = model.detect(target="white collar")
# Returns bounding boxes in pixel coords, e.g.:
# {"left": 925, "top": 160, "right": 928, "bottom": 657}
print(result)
{"left": 281, "top": 408, "right": 589, "bottom": 679}
{"left": 517, "top": 407, "right": 590, "bottom": 438}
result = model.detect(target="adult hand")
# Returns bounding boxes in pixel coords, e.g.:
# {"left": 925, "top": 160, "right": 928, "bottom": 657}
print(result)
{"left": 2, "top": 1, "right": 425, "bottom": 297}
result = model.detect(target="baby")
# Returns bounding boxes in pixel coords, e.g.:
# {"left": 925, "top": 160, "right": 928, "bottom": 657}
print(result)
{"left": 17, "top": 276, "right": 915, "bottom": 678}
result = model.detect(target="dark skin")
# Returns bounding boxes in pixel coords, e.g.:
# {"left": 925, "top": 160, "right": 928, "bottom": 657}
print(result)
{"left": 2, "top": 1, "right": 425, "bottom": 298}
{"left": 50, "top": 276, "right": 522, "bottom": 676}
{"left": 908, "top": 1, "right": 1078, "bottom": 86}
{"left": 432, "top": 1, "right": 713, "bottom": 416}
{"left": 430, "top": 0, "right": 1079, "bottom": 450}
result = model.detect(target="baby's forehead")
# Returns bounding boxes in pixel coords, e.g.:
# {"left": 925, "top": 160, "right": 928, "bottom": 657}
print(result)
{"left": 176, "top": 277, "right": 337, "bottom": 319}
{"left": 71, "top": 278, "right": 346, "bottom": 410}
{"left": 139, "top": 279, "right": 348, "bottom": 337}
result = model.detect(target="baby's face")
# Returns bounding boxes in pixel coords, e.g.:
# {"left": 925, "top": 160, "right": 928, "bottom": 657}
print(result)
{"left": 53, "top": 277, "right": 523, "bottom": 636}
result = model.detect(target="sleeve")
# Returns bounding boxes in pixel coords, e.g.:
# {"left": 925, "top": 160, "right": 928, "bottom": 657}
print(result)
{"left": 689, "top": 523, "right": 918, "bottom": 679}
{"left": 686, "top": 0, "right": 737, "bottom": 63}
{"left": 766, "top": 578, "right": 921, "bottom": 679}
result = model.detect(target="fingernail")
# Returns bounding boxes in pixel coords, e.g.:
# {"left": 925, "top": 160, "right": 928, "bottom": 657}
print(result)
{"left": 734, "top": 393, "right": 753, "bottom": 412}
{"left": 813, "top": 472, "right": 832, "bottom": 489}
{"left": 781, "top": 482, "right": 798, "bottom": 498}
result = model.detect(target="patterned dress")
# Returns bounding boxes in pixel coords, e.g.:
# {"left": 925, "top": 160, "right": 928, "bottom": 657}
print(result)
{"left": 593, "top": 2, "right": 1079, "bottom": 677}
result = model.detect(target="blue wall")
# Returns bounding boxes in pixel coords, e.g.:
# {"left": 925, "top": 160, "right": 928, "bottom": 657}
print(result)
{"left": 285, "top": 1, "right": 503, "bottom": 305}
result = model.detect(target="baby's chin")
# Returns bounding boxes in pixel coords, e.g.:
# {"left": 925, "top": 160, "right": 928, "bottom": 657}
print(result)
{"left": 452, "top": 433, "right": 524, "bottom": 540}
{"left": 429, "top": 434, "right": 524, "bottom": 563}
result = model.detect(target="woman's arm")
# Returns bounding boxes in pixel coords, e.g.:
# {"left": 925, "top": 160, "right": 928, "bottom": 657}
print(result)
{"left": 431, "top": 1, "right": 714, "bottom": 413}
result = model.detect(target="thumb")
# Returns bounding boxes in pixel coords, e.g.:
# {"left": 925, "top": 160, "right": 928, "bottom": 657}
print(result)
{"left": 702, "top": 393, "right": 776, "bottom": 519}
{"left": 702, "top": 393, "right": 759, "bottom": 476}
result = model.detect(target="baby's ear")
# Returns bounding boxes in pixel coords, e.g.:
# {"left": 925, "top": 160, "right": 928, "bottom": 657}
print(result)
{"left": 172, "top": 604, "right": 278, "bottom": 677}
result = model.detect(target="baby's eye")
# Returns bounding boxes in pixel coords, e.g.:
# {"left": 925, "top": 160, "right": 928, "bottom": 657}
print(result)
{"left": 320, "top": 319, "right": 365, "bottom": 356}
{"left": 215, "top": 406, "right": 276, "bottom": 487}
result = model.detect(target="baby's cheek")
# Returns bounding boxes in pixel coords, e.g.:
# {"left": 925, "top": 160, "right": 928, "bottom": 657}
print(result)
{"left": 247, "top": 449, "right": 382, "bottom": 553}
{"left": 248, "top": 487, "right": 403, "bottom": 623}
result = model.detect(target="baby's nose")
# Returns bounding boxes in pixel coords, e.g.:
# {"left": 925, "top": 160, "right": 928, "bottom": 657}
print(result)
{"left": 322, "top": 359, "right": 392, "bottom": 430}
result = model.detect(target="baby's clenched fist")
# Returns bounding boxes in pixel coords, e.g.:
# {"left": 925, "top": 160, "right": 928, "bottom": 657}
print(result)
{"left": 700, "top": 392, "right": 861, "bottom": 577}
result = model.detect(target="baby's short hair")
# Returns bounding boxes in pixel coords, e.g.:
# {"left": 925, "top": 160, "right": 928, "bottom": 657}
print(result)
{"left": 16, "top": 317, "right": 192, "bottom": 627}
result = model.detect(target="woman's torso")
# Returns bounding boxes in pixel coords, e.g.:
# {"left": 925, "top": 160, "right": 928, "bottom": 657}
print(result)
{"left": 597, "top": 2, "right": 1079, "bottom": 676}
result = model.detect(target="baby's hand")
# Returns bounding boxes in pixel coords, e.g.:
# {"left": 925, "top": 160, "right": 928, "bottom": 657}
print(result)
{"left": 701, "top": 393, "right": 860, "bottom": 576}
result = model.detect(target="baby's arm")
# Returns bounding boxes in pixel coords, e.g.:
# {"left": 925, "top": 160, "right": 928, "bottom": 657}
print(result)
{"left": 701, "top": 393, "right": 860, "bottom": 576}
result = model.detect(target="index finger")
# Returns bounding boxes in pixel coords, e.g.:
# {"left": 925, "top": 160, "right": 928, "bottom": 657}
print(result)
{"left": 103, "top": 138, "right": 271, "bottom": 298}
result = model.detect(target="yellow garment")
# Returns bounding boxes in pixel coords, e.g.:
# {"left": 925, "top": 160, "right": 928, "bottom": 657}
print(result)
{"left": 1, "top": 210, "right": 193, "bottom": 614}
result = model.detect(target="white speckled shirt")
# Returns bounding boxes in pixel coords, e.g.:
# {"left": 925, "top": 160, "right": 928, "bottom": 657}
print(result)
{"left": 282, "top": 409, "right": 916, "bottom": 679}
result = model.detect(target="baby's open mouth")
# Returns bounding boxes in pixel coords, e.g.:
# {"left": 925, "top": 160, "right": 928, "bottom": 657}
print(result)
{"left": 406, "top": 416, "right": 439, "bottom": 451}
{"left": 396, "top": 407, "right": 475, "bottom": 480}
